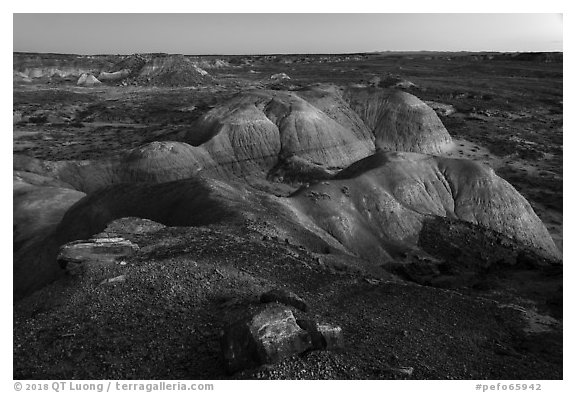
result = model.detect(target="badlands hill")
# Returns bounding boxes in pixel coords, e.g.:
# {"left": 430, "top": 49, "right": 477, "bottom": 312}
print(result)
{"left": 343, "top": 87, "right": 454, "bottom": 154}
{"left": 134, "top": 55, "right": 213, "bottom": 86}
{"left": 13, "top": 86, "right": 560, "bottom": 297}
{"left": 291, "top": 151, "right": 559, "bottom": 263}
{"left": 12, "top": 87, "right": 451, "bottom": 196}
{"left": 14, "top": 151, "right": 560, "bottom": 299}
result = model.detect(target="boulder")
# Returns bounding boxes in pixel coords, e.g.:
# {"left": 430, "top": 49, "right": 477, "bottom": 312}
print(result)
{"left": 220, "top": 305, "right": 312, "bottom": 374}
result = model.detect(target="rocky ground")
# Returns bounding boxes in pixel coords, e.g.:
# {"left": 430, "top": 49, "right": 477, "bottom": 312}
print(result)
{"left": 13, "top": 218, "right": 562, "bottom": 379}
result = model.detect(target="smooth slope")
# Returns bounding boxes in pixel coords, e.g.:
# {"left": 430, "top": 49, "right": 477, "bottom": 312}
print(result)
{"left": 344, "top": 87, "right": 454, "bottom": 154}
{"left": 287, "top": 150, "right": 560, "bottom": 262}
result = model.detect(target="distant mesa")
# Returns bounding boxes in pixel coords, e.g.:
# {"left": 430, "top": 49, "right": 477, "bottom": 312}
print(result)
{"left": 134, "top": 54, "right": 212, "bottom": 86}
{"left": 102, "top": 54, "right": 213, "bottom": 86}
{"left": 12, "top": 53, "right": 111, "bottom": 80}
{"left": 13, "top": 53, "right": 213, "bottom": 87}
{"left": 192, "top": 58, "right": 231, "bottom": 69}
{"left": 108, "top": 53, "right": 147, "bottom": 76}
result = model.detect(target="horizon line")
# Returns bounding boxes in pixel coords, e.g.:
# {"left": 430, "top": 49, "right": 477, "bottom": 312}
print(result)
{"left": 13, "top": 49, "right": 564, "bottom": 57}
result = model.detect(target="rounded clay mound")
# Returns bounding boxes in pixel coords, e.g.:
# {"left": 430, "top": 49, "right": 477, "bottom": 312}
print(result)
{"left": 292, "top": 150, "right": 560, "bottom": 262}
{"left": 344, "top": 87, "right": 454, "bottom": 154}
{"left": 119, "top": 141, "right": 219, "bottom": 183}
{"left": 184, "top": 89, "right": 376, "bottom": 175}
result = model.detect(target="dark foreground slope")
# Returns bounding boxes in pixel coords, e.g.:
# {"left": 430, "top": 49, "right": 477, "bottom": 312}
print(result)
{"left": 14, "top": 218, "right": 562, "bottom": 380}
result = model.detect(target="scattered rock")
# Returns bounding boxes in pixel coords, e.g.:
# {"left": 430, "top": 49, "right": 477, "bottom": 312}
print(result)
{"left": 100, "top": 275, "right": 126, "bottom": 285}
{"left": 260, "top": 288, "right": 309, "bottom": 312}
{"left": 389, "top": 366, "right": 414, "bottom": 376}
{"left": 270, "top": 72, "right": 290, "bottom": 80}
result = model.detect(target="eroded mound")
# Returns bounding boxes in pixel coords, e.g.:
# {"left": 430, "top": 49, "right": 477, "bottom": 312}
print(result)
{"left": 14, "top": 143, "right": 221, "bottom": 194}
{"left": 14, "top": 149, "right": 560, "bottom": 298}
{"left": 13, "top": 87, "right": 454, "bottom": 195}
{"left": 185, "top": 89, "right": 376, "bottom": 172}
{"left": 13, "top": 84, "right": 559, "bottom": 301}
{"left": 343, "top": 87, "right": 454, "bottom": 154}
{"left": 287, "top": 151, "right": 560, "bottom": 262}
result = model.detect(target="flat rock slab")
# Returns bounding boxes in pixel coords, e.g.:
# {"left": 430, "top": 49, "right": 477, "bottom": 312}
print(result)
{"left": 57, "top": 237, "right": 139, "bottom": 268}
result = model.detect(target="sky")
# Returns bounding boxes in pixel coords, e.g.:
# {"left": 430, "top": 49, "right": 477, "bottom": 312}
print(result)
{"left": 12, "top": 13, "right": 563, "bottom": 55}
